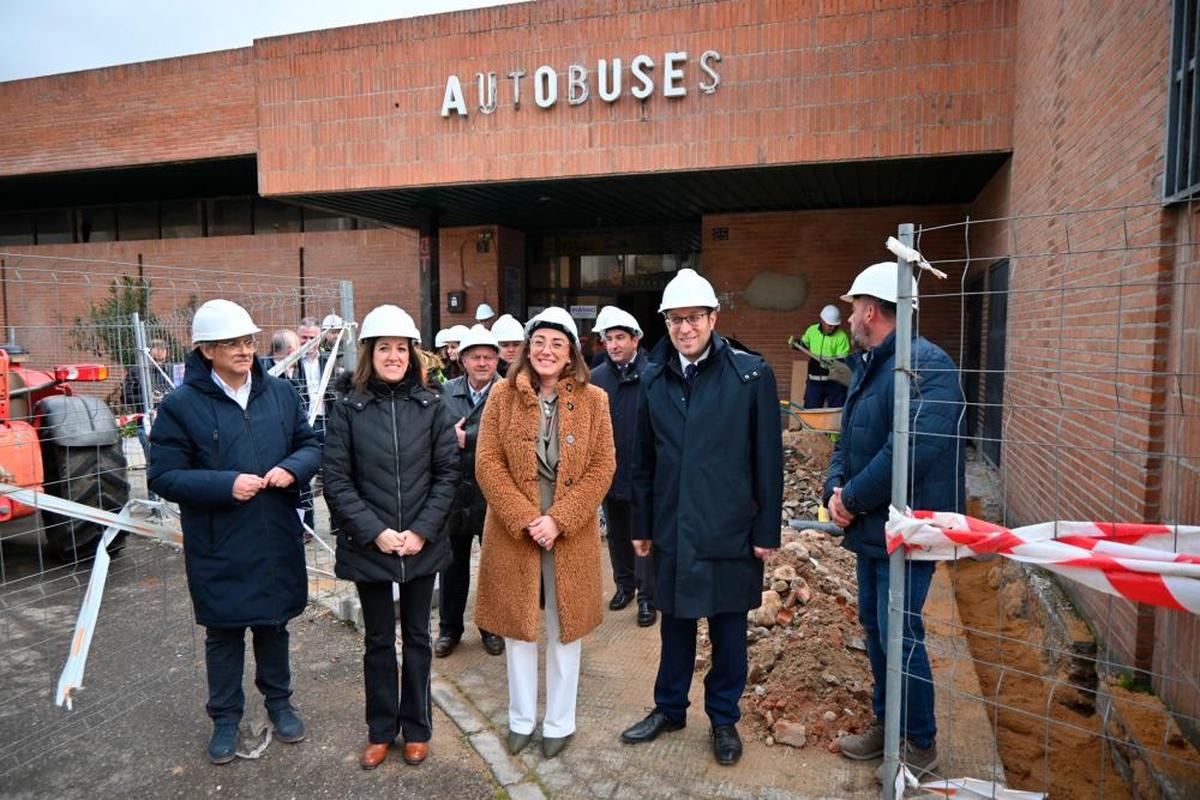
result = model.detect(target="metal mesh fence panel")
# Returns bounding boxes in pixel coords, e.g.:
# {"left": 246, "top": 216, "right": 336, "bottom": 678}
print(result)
{"left": 0, "top": 252, "right": 359, "bottom": 778}
{"left": 878, "top": 207, "right": 1200, "bottom": 799}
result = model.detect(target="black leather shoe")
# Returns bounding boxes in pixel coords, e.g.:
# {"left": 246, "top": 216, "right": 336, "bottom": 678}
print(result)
{"left": 636, "top": 597, "right": 656, "bottom": 627}
{"left": 620, "top": 710, "right": 685, "bottom": 744}
{"left": 434, "top": 635, "right": 459, "bottom": 658}
{"left": 481, "top": 631, "right": 505, "bottom": 656}
{"left": 712, "top": 724, "right": 743, "bottom": 765}
{"left": 609, "top": 588, "right": 634, "bottom": 611}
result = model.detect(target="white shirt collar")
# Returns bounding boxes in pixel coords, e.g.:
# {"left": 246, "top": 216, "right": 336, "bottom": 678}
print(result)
{"left": 678, "top": 345, "right": 712, "bottom": 373}
{"left": 211, "top": 370, "right": 252, "bottom": 410}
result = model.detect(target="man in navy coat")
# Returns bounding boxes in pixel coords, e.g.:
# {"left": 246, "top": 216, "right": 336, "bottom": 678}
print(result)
{"left": 150, "top": 299, "right": 321, "bottom": 765}
{"left": 590, "top": 306, "right": 657, "bottom": 626}
{"left": 824, "top": 261, "right": 965, "bottom": 777}
{"left": 619, "top": 270, "right": 783, "bottom": 766}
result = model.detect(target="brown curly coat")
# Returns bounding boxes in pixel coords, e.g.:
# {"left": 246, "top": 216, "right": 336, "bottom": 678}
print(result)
{"left": 473, "top": 371, "right": 615, "bottom": 643}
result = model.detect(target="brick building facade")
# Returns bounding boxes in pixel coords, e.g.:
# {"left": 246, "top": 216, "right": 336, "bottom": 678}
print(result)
{"left": 1, "top": 0, "right": 1196, "bottom": 729}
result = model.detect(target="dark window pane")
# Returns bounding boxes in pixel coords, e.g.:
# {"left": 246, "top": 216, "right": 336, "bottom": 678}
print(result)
{"left": 206, "top": 198, "right": 252, "bottom": 236}
{"left": 161, "top": 200, "right": 202, "bottom": 239}
{"left": 35, "top": 210, "right": 74, "bottom": 244}
{"left": 254, "top": 200, "right": 301, "bottom": 234}
{"left": 78, "top": 207, "right": 115, "bottom": 242}
{"left": 0, "top": 213, "right": 35, "bottom": 246}
{"left": 302, "top": 208, "right": 355, "bottom": 232}
{"left": 117, "top": 203, "right": 159, "bottom": 240}
{"left": 356, "top": 217, "right": 383, "bottom": 229}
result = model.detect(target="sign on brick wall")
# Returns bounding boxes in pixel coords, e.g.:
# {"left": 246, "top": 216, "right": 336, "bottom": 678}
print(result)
{"left": 440, "top": 51, "right": 722, "bottom": 117}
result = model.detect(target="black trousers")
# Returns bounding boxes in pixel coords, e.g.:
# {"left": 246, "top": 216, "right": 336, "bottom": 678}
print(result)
{"left": 356, "top": 577, "right": 436, "bottom": 744}
{"left": 437, "top": 506, "right": 494, "bottom": 640}
{"left": 653, "top": 611, "right": 747, "bottom": 726}
{"left": 204, "top": 624, "right": 292, "bottom": 726}
{"left": 603, "top": 498, "right": 654, "bottom": 601}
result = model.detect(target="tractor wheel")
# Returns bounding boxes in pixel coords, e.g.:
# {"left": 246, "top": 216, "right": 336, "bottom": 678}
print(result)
{"left": 41, "top": 442, "right": 130, "bottom": 563}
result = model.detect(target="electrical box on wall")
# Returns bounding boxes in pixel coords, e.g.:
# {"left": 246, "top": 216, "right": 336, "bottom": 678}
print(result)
{"left": 447, "top": 291, "right": 466, "bottom": 313}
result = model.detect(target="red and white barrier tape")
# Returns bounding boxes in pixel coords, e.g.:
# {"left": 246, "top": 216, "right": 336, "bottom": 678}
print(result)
{"left": 886, "top": 507, "right": 1200, "bottom": 614}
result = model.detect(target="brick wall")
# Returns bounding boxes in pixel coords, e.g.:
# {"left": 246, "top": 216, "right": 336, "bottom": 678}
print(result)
{"left": 0, "top": 49, "right": 256, "bottom": 176}
{"left": 995, "top": 0, "right": 1195, "bottom": 714}
{"left": 438, "top": 225, "right": 503, "bottom": 329}
{"left": 254, "top": 0, "right": 1014, "bottom": 194}
{"left": 701, "top": 205, "right": 970, "bottom": 401}
{"left": 0, "top": 228, "right": 418, "bottom": 399}
{"left": 1156, "top": 206, "right": 1200, "bottom": 728}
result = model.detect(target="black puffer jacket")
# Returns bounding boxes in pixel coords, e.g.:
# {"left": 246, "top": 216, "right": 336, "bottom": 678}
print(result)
{"left": 323, "top": 371, "right": 460, "bottom": 584}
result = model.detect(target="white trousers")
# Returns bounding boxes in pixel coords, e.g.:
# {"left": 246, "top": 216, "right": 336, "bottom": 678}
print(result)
{"left": 505, "top": 549, "right": 582, "bottom": 738}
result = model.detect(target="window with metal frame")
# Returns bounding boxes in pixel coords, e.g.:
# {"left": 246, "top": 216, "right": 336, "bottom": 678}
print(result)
{"left": 1165, "top": 0, "right": 1200, "bottom": 202}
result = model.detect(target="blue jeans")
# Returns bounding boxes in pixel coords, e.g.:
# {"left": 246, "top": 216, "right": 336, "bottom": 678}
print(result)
{"left": 856, "top": 556, "right": 936, "bottom": 748}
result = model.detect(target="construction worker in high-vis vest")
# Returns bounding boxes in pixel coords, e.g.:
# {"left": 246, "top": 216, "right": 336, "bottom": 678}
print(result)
{"left": 799, "top": 304, "right": 851, "bottom": 408}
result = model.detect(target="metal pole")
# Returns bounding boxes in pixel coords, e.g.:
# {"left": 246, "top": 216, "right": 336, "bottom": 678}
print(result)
{"left": 882, "top": 223, "right": 916, "bottom": 798}
{"left": 339, "top": 280, "right": 357, "bottom": 373}
{"left": 130, "top": 313, "right": 154, "bottom": 431}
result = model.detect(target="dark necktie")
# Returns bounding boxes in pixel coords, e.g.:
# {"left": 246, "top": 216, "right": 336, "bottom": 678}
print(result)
{"left": 684, "top": 363, "right": 698, "bottom": 399}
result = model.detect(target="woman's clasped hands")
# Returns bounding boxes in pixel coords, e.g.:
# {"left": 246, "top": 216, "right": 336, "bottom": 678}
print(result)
{"left": 527, "top": 515, "right": 560, "bottom": 551}
{"left": 374, "top": 528, "right": 426, "bottom": 556}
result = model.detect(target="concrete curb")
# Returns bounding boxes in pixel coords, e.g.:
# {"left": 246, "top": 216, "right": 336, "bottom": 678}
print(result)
{"left": 432, "top": 676, "right": 548, "bottom": 799}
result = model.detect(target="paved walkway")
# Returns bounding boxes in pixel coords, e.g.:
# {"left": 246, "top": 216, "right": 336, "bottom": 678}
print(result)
{"left": 411, "top": 539, "right": 1003, "bottom": 799}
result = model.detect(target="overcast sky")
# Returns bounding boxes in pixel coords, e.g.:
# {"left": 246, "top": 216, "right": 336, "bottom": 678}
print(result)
{"left": 0, "top": 0, "right": 519, "bottom": 82}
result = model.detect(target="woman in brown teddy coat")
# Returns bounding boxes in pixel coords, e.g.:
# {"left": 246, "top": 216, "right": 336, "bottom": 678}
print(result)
{"left": 474, "top": 307, "right": 615, "bottom": 760}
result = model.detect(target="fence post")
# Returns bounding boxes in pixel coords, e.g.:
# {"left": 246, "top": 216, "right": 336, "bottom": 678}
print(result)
{"left": 130, "top": 312, "right": 153, "bottom": 429}
{"left": 338, "top": 280, "right": 357, "bottom": 372}
{"left": 882, "top": 223, "right": 916, "bottom": 798}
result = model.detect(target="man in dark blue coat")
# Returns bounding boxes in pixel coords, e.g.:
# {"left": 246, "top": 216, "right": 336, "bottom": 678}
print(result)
{"left": 590, "top": 306, "right": 657, "bottom": 627}
{"left": 619, "top": 270, "right": 783, "bottom": 766}
{"left": 823, "top": 261, "right": 965, "bottom": 777}
{"left": 150, "top": 299, "right": 322, "bottom": 765}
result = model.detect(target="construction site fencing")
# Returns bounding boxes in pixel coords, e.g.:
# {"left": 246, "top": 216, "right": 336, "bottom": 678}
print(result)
{"left": 0, "top": 252, "right": 361, "bottom": 778}
{"left": 878, "top": 209, "right": 1200, "bottom": 799}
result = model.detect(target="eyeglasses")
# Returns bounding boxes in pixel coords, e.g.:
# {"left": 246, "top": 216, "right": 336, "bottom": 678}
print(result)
{"left": 529, "top": 337, "right": 569, "bottom": 353}
{"left": 213, "top": 336, "right": 257, "bottom": 351}
{"left": 664, "top": 312, "right": 710, "bottom": 329}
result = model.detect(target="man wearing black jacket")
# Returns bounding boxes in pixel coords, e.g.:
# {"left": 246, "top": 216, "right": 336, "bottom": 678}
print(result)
{"left": 619, "top": 270, "right": 783, "bottom": 767}
{"left": 434, "top": 324, "right": 505, "bottom": 657}
{"left": 590, "top": 306, "right": 656, "bottom": 627}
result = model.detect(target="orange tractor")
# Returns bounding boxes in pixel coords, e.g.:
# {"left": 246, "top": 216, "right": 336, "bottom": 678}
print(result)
{"left": 0, "top": 345, "right": 129, "bottom": 562}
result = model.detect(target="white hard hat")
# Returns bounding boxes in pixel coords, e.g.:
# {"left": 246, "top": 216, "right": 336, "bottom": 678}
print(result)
{"left": 524, "top": 306, "right": 579, "bottom": 345}
{"left": 593, "top": 306, "right": 643, "bottom": 337}
{"left": 459, "top": 323, "right": 499, "bottom": 354}
{"left": 446, "top": 324, "right": 470, "bottom": 344}
{"left": 192, "top": 299, "right": 261, "bottom": 344}
{"left": 820, "top": 304, "right": 841, "bottom": 326}
{"left": 321, "top": 313, "right": 344, "bottom": 329}
{"left": 475, "top": 302, "right": 496, "bottom": 321}
{"left": 359, "top": 305, "right": 421, "bottom": 341}
{"left": 841, "top": 261, "right": 919, "bottom": 309}
{"left": 659, "top": 268, "right": 719, "bottom": 313}
{"left": 491, "top": 314, "right": 525, "bottom": 343}
{"left": 434, "top": 328, "right": 451, "bottom": 348}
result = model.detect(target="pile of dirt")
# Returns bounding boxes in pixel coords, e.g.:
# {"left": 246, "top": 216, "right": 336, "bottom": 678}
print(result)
{"left": 954, "top": 558, "right": 1134, "bottom": 798}
{"left": 697, "top": 430, "right": 876, "bottom": 750}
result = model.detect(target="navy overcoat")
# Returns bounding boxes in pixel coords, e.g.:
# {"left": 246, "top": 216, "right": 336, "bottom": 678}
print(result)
{"left": 150, "top": 351, "right": 321, "bottom": 628}
{"left": 633, "top": 333, "right": 783, "bottom": 619}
